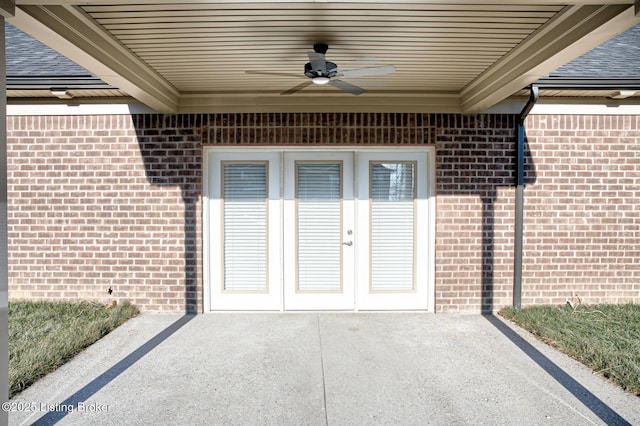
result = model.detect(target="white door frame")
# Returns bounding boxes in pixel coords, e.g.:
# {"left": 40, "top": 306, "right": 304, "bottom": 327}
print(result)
{"left": 203, "top": 146, "right": 436, "bottom": 312}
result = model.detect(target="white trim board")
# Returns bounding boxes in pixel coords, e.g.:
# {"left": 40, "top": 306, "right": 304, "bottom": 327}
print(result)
{"left": 530, "top": 102, "right": 640, "bottom": 115}
{"left": 486, "top": 98, "right": 640, "bottom": 115}
{"left": 9, "top": 100, "right": 640, "bottom": 117}
{"left": 6, "top": 102, "right": 156, "bottom": 115}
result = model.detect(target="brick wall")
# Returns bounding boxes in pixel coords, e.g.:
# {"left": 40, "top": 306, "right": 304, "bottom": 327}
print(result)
{"left": 522, "top": 114, "right": 640, "bottom": 306}
{"left": 434, "top": 114, "right": 517, "bottom": 312}
{"left": 7, "top": 112, "right": 638, "bottom": 313}
{"left": 7, "top": 114, "right": 202, "bottom": 312}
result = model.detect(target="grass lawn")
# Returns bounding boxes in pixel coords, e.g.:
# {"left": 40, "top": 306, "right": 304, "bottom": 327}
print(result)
{"left": 500, "top": 303, "right": 640, "bottom": 396}
{"left": 9, "top": 300, "right": 139, "bottom": 398}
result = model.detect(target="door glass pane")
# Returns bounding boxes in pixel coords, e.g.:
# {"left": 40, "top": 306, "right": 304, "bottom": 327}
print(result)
{"left": 370, "top": 162, "right": 415, "bottom": 291}
{"left": 296, "top": 162, "right": 342, "bottom": 291}
{"left": 223, "top": 163, "right": 267, "bottom": 291}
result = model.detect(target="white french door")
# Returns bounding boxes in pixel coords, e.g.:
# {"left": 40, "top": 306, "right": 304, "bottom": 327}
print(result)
{"left": 283, "top": 152, "right": 355, "bottom": 310}
{"left": 207, "top": 152, "right": 282, "bottom": 310}
{"left": 356, "top": 152, "right": 432, "bottom": 310}
{"left": 205, "top": 148, "right": 434, "bottom": 312}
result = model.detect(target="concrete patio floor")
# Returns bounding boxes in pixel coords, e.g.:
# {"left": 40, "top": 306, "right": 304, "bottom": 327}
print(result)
{"left": 8, "top": 313, "right": 640, "bottom": 425}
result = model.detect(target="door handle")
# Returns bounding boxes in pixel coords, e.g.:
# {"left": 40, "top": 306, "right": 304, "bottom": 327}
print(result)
{"left": 342, "top": 241, "right": 353, "bottom": 246}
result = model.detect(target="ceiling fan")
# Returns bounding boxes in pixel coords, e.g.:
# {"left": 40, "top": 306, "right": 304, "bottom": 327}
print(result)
{"left": 246, "top": 43, "right": 396, "bottom": 95}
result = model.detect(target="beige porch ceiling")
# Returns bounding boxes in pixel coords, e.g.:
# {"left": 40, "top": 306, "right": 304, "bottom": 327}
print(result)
{"left": 8, "top": 0, "right": 640, "bottom": 114}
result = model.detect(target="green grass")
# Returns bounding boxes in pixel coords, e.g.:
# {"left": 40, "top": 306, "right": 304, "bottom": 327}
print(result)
{"left": 500, "top": 303, "right": 640, "bottom": 396}
{"left": 9, "top": 300, "right": 139, "bottom": 398}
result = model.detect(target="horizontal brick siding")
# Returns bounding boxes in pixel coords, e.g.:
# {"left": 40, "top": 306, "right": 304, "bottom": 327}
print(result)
{"left": 522, "top": 114, "right": 640, "bottom": 306}
{"left": 434, "top": 114, "right": 516, "bottom": 313}
{"left": 204, "top": 112, "right": 427, "bottom": 145}
{"left": 8, "top": 112, "right": 637, "bottom": 313}
{"left": 7, "top": 114, "right": 202, "bottom": 312}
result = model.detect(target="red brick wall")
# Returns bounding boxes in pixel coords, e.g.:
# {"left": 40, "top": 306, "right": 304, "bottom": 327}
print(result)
{"left": 522, "top": 114, "right": 640, "bottom": 307}
{"left": 433, "top": 114, "right": 517, "bottom": 313}
{"left": 6, "top": 112, "right": 638, "bottom": 312}
{"left": 7, "top": 114, "right": 202, "bottom": 312}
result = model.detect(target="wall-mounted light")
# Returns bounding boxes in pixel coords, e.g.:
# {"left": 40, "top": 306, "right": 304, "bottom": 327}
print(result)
{"left": 609, "top": 90, "right": 638, "bottom": 99}
{"left": 50, "top": 88, "right": 74, "bottom": 99}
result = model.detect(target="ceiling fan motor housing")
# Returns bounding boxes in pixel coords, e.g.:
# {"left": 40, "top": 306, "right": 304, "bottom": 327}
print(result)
{"left": 313, "top": 43, "right": 329, "bottom": 54}
{"left": 304, "top": 61, "right": 338, "bottom": 78}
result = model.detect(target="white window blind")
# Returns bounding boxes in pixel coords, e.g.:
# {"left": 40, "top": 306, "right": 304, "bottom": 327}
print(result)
{"left": 222, "top": 163, "right": 267, "bottom": 291}
{"left": 370, "top": 162, "right": 415, "bottom": 291}
{"left": 296, "top": 162, "right": 342, "bottom": 292}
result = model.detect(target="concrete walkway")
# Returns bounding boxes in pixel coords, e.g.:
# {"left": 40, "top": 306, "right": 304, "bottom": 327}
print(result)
{"left": 8, "top": 313, "right": 640, "bottom": 425}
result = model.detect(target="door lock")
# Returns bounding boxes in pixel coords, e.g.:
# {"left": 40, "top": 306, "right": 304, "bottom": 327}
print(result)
{"left": 342, "top": 241, "right": 353, "bottom": 246}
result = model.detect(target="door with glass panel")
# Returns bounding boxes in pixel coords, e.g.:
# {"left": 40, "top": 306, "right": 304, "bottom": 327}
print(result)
{"left": 208, "top": 152, "right": 282, "bottom": 310}
{"left": 356, "top": 152, "right": 431, "bottom": 310}
{"left": 283, "top": 152, "right": 355, "bottom": 310}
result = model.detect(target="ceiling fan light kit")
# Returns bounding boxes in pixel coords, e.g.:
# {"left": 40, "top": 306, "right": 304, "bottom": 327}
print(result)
{"left": 312, "top": 77, "right": 331, "bottom": 85}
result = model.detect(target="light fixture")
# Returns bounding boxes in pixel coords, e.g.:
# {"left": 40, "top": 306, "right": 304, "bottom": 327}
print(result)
{"left": 312, "top": 76, "right": 330, "bottom": 85}
{"left": 50, "top": 88, "right": 74, "bottom": 99}
{"left": 609, "top": 90, "right": 638, "bottom": 99}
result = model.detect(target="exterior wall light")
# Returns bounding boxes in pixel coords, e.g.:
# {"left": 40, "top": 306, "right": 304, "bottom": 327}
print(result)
{"left": 50, "top": 88, "right": 74, "bottom": 99}
{"left": 609, "top": 90, "right": 638, "bottom": 99}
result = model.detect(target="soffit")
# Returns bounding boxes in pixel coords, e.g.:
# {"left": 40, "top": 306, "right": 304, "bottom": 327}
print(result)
{"left": 9, "top": 1, "right": 640, "bottom": 114}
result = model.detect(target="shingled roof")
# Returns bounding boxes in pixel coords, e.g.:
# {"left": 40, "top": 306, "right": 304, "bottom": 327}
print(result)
{"left": 5, "top": 22, "right": 115, "bottom": 91}
{"left": 6, "top": 22, "right": 89, "bottom": 78}
{"left": 549, "top": 23, "right": 640, "bottom": 79}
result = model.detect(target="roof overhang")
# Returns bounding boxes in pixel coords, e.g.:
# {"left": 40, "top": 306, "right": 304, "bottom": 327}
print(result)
{"left": 8, "top": 1, "right": 640, "bottom": 114}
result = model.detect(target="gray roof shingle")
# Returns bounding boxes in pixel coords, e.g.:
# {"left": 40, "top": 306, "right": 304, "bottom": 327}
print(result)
{"left": 5, "top": 22, "right": 92, "bottom": 78}
{"left": 549, "top": 23, "right": 640, "bottom": 79}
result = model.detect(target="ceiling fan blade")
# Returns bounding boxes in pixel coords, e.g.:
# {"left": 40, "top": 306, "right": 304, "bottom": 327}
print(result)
{"left": 337, "top": 65, "right": 396, "bottom": 79}
{"left": 342, "top": 56, "right": 380, "bottom": 70}
{"left": 307, "top": 51, "right": 327, "bottom": 75}
{"left": 281, "top": 81, "right": 312, "bottom": 95}
{"left": 329, "top": 79, "right": 366, "bottom": 96}
{"left": 245, "top": 70, "right": 305, "bottom": 79}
